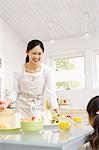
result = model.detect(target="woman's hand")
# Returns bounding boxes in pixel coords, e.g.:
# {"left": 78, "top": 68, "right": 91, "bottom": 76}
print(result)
{"left": 5, "top": 98, "right": 13, "bottom": 108}
{"left": 0, "top": 99, "right": 13, "bottom": 110}
{"left": 53, "top": 109, "right": 60, "bottom": 116}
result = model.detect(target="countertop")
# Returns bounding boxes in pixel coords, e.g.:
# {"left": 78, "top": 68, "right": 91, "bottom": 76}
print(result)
{"left": 0, "top": 123, "right": 93, "bottom": 150}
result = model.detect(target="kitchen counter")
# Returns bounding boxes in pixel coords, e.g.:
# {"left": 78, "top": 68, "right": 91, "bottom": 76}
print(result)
{"left": 0, "top": 123, "right": 93, "bottom": 150}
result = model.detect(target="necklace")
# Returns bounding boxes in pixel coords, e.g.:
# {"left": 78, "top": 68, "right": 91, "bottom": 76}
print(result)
{"left": 26, "top": 71, "right": 41, "bottom": 81}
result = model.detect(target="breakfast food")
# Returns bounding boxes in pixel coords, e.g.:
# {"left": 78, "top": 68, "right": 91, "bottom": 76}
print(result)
{"left": 73, "top": 117, "right": 82, "bottom": 123}
{"left": 51, "top": 113, "right": 59, "bottom": 124}
{"left": 0, "top": 100, "right": 5, "bottom": 110}
{"left": 21, "top": 115, "right": 43, "bottom": 132}
{"left": 59, "top": 121, "right": 71, "bottom": 130}
{"left": 0, "top": 123, "right": 10, "bottom": 129}
{"left": 21, "top": 115, "right": 42, "bottom": 122}
{"left": 0, "top": 109, "right": 21, "bottom": 129}
{"left": 51, "top": 113, "right": 73, "bottom": 124}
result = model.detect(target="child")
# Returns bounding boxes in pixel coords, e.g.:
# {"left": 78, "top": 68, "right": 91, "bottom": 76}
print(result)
{"left": 78, "top": 96, "right": 99, "bottom": 150}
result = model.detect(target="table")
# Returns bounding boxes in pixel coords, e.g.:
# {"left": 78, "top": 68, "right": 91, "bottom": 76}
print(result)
{"left": 0, "top": 123, "right": 93, "bottom": 150}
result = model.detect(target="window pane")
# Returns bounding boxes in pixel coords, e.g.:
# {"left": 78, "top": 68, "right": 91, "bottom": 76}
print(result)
{"left": 53, "top": 56, "right": 85, "bottom": 90}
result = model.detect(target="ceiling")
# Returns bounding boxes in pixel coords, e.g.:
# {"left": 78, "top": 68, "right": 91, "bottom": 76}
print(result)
{"left": 0, "top": 0, "right": 99, "bottom": 43}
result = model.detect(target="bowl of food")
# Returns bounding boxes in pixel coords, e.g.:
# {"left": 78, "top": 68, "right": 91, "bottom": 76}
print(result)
{"left": 73, "top": 117, "right": 82, "bottom": 123}
{"left": 21, "top": 116, "right": 43, "bottom": 132}
{"left": 58, "top": 115, "right": 72, "bottom": 131}
{"left": 59, "top": 121, "right": 72, "bottom": 131}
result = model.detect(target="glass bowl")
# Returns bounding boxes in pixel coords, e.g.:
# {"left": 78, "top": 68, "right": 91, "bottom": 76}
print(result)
{"left": 73, "top": 117, "right": 83, "bottom": 123}
{"left": 59, "top": 121, "right": 72, "bottom": 130}
{"left": 58, "top": 115, "right": 72, "bottom": 131}
{"left": 21, "top": 120, "right": 43, "bottom": 132}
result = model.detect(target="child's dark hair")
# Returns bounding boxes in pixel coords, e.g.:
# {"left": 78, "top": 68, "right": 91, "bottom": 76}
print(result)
{"left": 86, "top": 96, "right": 99, "bottom": 150}
{"left": 26, "top": 39, "right": 44, "bottom": 63}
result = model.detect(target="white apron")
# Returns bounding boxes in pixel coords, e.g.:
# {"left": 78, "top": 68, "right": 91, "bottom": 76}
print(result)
{"left": 15, "top": 65, "right": 46, "bottom": 118}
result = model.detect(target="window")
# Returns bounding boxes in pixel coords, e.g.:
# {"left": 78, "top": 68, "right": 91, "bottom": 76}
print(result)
{"left": 50, "top": 54, "right": 85, "bottom": 90}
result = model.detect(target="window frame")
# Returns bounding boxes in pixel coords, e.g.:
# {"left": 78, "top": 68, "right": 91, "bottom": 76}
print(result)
{"left": 93, "top": 49, "right": 99, "bottom": 89}
{"left": 49, "top": 51, "right": 86, "bottom": 91}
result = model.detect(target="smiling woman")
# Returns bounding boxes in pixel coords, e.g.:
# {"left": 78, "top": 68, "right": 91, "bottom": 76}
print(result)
{"left": 6, "top": 39, "right": 59, "bottom": 118}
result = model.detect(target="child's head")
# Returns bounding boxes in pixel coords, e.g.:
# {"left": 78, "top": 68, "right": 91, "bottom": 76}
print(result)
{"left": 86, "top": 96, "right": 99, "bottom": 125}
{"left": 87, "top": 96, "right": 99, "bottom": 149}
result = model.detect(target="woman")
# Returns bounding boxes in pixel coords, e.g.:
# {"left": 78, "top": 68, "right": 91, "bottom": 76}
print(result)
{"left": 78, "top": 96, "right": 99, "bottom": 150}
{"left": 6, "top": 39, "right": 59, "bottom": 118}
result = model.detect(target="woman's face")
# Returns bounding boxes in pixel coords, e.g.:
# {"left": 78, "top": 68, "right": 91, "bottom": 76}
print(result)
{"left": 27, "top": 45, "right": 44, "bottom": 64}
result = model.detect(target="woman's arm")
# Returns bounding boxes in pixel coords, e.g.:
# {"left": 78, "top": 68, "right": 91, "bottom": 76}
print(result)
{"left": 5, "top": 68, "right": 20, "bottom": 107}
{"left": 45, "top": 65, "right": 59, "bottom": 113}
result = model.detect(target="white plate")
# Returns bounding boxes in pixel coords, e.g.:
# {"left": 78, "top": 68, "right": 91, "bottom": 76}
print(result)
{"left": 44, "top": 123, "right": 58, "bottom": 126}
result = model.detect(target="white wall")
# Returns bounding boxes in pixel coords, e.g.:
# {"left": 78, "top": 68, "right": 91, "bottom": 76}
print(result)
{"left": 0, "top": 18, "right": 25, "bottom": 98}
{"left": 45, "top": 33, "right": 99, "bottom": 54}
{"left": 45, "top": 33, "right": 99, "bottom": 108}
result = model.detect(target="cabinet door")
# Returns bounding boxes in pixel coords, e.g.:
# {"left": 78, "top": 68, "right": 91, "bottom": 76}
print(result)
{"left": 0, "top": 57, "right": 3, "bottom": 99}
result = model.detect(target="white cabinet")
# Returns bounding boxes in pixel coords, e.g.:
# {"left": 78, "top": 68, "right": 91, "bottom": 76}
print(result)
{"left": 0, "top": 57, "right": 3, "bottom": 99}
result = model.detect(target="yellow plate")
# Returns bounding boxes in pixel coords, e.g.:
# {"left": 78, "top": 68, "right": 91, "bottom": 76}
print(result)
{"left": 0, "top": 127, "right": 21, "bottom": 132}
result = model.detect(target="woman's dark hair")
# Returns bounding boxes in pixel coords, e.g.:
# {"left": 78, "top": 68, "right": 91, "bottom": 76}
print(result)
{"left": 26, "top": 39, "right": 44, "bottom": 63}
{"left": 86, "top": 96, "right": 99, "bottom": 150}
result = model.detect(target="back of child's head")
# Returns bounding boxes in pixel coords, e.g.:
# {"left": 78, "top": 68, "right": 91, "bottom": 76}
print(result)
{"left": 87, "top": 96, "right": 99, "bottom": 118}
{"left": 86, "top": 96, "right": 99, "bottom": 150}
{"left": 89, "top": 115, "right": 99, "bottom": 150}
